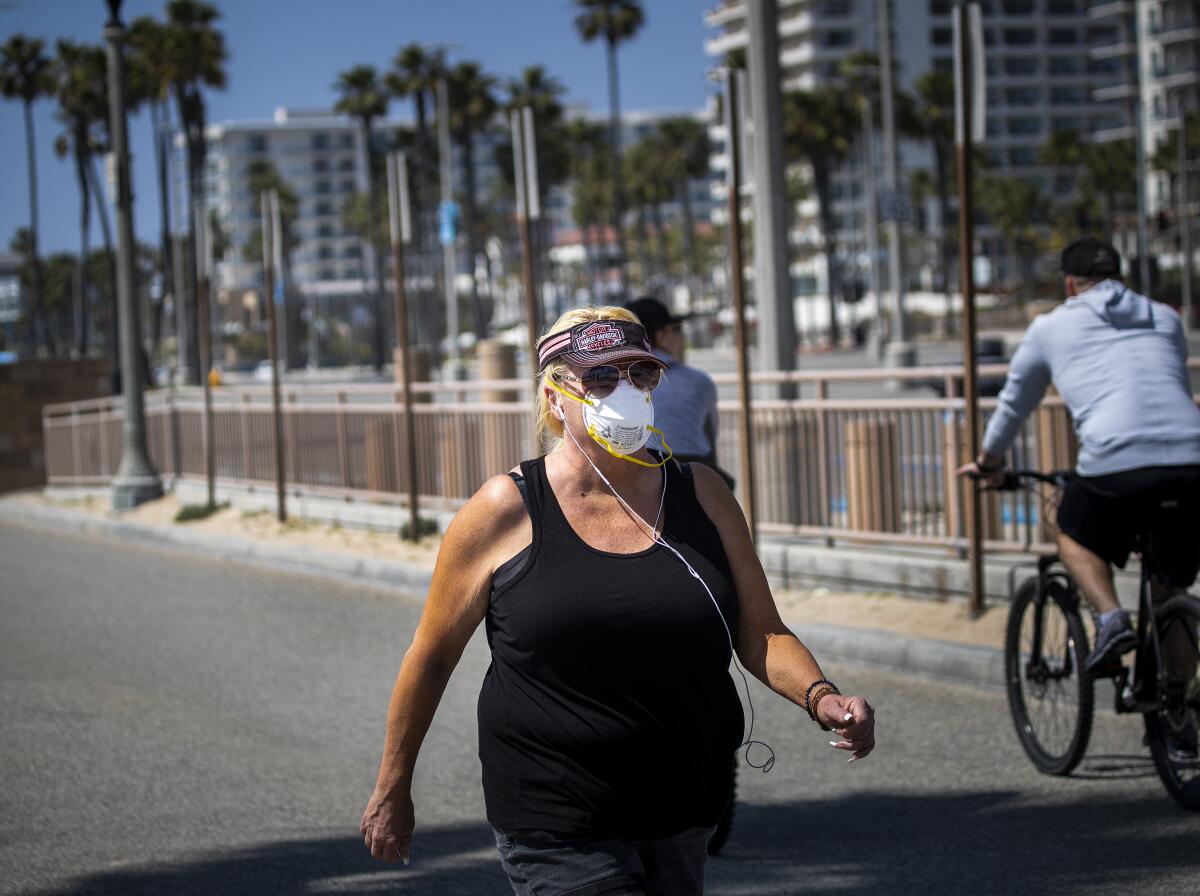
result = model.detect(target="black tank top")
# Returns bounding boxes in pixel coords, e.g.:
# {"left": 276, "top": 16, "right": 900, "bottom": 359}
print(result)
{"left": 477, "top": 455, "right": 744, "bottom": 839}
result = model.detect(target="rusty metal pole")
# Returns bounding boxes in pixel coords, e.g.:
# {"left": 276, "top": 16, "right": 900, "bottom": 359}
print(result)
{"left": 955, "top": 3, "right": 984, "bottom": 616}
{"left": 389, "top": 151, "right": 421, "bottom": 543}
{"left": 194, "top": 204, "right": 215, "bottom": 507}
{"left": 725, "top": 69, "right": 756, "bottom": 541}
{"left": 262, "top": 191, "right": 287, "bottom": 522}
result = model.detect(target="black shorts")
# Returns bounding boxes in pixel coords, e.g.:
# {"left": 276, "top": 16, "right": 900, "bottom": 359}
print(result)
{"left": 1057, "top": 465, "right": 1200, "bottom": 588}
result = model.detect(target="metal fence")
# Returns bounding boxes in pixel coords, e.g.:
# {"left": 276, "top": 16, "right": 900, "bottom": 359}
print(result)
{"left": 43, "top": 361, "right": 1199, "bottom": 553}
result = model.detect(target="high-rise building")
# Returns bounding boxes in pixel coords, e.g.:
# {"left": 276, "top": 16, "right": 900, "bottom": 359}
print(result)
{"left": 703, "top": 0, "right": 1189, "bottom": 300}
{"left": 1089, "top": 0, "right": 1199, "bottom": 217}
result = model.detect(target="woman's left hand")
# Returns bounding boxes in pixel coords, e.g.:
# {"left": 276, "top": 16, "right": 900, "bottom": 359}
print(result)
{"left": 817, "top": 694, "right": 875, "bottom": 762}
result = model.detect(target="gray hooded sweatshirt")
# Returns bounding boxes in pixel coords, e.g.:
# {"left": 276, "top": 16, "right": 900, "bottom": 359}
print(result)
{"left": 981, "top": 279, "right": 1200, "bottom": 476}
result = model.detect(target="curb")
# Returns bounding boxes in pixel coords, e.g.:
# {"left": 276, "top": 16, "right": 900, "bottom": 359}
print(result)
{"left": 0, "top": 499, "right": 1003, "bottom": 691}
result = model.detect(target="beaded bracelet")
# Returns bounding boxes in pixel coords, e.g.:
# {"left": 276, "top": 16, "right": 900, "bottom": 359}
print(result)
{"left": 803, "top": 678, "right": 837, "bottom": 715}
{"left": 808, "top": 686, "right": 838, "bottom": 731}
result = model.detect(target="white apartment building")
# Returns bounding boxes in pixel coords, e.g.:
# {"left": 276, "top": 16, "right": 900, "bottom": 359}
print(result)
{"left": 1089, "top": 0, "right": 1199, "bottom": 216}
{"left": 703, "top": 0, "right": 1144, "bottom": 297}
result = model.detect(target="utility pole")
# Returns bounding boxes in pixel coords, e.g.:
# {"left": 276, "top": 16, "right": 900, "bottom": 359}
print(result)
{"left": 105, "top": 0, "right": 162, "bottom": 510}
{"left": 437, "top": 77, "right": 464, "bottom": 380}
{"left": 1130, "top": 7, "right": 1152, "bottom": 293}
{"left": 879, "top": 0, "right": 912, "bottom": 365}
{"left": 746, "top": 0, "right": 797, "bottom": 390}
{"left": 512, "top": 107, "right": 541, "bottom": 373}
{"left": 270, "top": 190, "right": 288, "bottom": 370}
{"left": 955, "top": 2, "right": 985, "bottom": 617}
{"left": 262, "top": 191, "right": 287, "bottom": 523}
{"left": 194, "top": 204, "right": 214, "bottom": 507}
{"left": 724, "top": 68, "right": 756, "bottom": 542}
{"left": 861, "top": 95, "right": 884, "bottom": 355}
{"left": 388, "top": 151, "right": 420, "bottom": 543}
{"left": 1177, "top": 103, "right": 1193, "bottom": 333}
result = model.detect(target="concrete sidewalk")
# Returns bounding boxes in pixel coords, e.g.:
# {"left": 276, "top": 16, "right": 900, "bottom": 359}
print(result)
{"left": 0, "top": 489, "right": 1024, "bottom": 692}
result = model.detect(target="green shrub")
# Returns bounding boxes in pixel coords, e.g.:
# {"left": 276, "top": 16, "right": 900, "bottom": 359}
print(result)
{"left": 400, "top": 515, "right": 440, "bottom": 540}
{"left": 174, "top": 502, "right": 227, "bottom": 523}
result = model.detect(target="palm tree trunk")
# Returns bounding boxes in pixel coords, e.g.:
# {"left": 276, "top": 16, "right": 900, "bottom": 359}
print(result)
{"left": 74, "top": 149, "right": 91, "bottom": 357}
{"left": 815, "top": 162, "right": 842, "bottom": 346}
{"left": 651, "top": 200, "right": 669, "bottom": 282}
{"left": 87, "top": 155, "right": 120, "bottom": 390}
{"left": 679, "top": 177, "right": 698, "bottom": 283}
{"left": 461, "top": 130, "right": 487, "bottom": 340}
{"left": 359, "top": 119, "right": 387, "bottom": 372}
{"left": 635, "top": 204, "right": 651, "bottom": 284}
{"left": 152, "top": 100, "right": 172, "bottom": 368}
{"left": 22, "top": 99, "right": 50, "bottom": 357}
{"left": 606, "top": 38, "right": 628, "bottom": 284}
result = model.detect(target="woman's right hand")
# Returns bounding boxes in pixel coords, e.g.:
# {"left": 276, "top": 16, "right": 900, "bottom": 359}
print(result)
{"left": 361, "top": 788, "right": 415, "bottom": 865}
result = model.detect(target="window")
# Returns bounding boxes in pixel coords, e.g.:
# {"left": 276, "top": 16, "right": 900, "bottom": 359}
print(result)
{"left": 1050, "top": 85, "right": 1085, "bottom": 104}
{"left": 1088, "top": 57, "right": 1122, "bottom": 76}
{"left": 932, "top": 27, "right": 951, "bottom": 46}
{"left": 1051, "top": 116, "right": 1082, "bottom": 132}
{"left": 340, "top": 178, "right": 356, "bottom": 193}
{"left": 313, "top": 159, "right": 330, "bottom": 173}
{"left": 934, "top": 56, "right": 953, "bottom": 73}
{"left": 1047, "top": 28, "right": 1077, "bottom": 45}
{"left": 318, "top": 224, "right": 334, "bottom": 238}
{"left": 320, "top": 267, "right": 336, "bottom": 281}
{"left": 315, "top": 180, "right": 331, "bottom": 194}
{"left": 1007, "top": 146, "right": 1036, "bottom": 166}
{"left": 1004, "top": 28, "right": 1037, "bottom": 46}
{"left": 1048, "top": 56, "right": 1081, "bottom": 75}
{"left": 1004, "top": 57, "right": 1040, "bottom": 76}
{"left": 339, "top": 134, "right": 353, "bottom": 148}
{"left": 246, "top": 136, "right": 267, "bottom": 153}
{"left": 1046, "top": 0, "right": 1077, "bottom": 13}
{"left": 315, "top": 201, "right": 333, "bottom": 216}
{"left": 1008, "top": 116, "right": 1042, "bottom": 136}
{"left": 929, "top": 0, "right": 952, "bottom": 14}
{"left": 822, "top": 29, "right": 853, "bottom": 47}
{"left": 1001, "top": 0, "right": 1035, "bottom": 13}
{"left": 815, "top": 0, "right": 851, "bottom": 15}
{"left": 987, "top": 117, "right": 1003, "bottom": 137}
{"left": 318, "top": 247, "right": 333, "bottom": 260}
{"left": 1005, "top": 86, "right": 1042, "bottom": 105}
{"left": 338, "top": 157, "right": 355, "bottom": 171}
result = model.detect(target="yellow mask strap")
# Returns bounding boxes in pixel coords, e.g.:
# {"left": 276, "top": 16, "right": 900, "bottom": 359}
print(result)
{"left": 547, "top": 377, "right": 594, "bottom": 408}
{"left": 584, "top": 424, "right": 673, "bottom": 468}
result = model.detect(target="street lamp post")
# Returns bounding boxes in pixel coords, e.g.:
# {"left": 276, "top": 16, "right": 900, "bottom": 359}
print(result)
{"left": 105, "top": 0, "right": 162, "bottom": 510}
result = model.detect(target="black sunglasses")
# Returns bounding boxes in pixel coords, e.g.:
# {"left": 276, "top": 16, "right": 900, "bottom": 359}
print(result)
{"left": 558, "top": 361, "right": 662, "bottom": 398}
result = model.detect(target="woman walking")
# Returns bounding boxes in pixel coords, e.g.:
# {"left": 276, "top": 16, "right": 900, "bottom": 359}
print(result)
{"left": 361, "top": 305, "right": 875, "bottom": 894}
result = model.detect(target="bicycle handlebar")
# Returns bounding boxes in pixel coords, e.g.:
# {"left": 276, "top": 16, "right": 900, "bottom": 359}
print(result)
{"left": 990, "top": 469, "right": 1072, "bottom": 492}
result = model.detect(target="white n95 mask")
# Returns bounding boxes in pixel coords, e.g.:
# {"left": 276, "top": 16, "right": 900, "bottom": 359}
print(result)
{"left": 582, "top": 380, "right": 654, "bottom": 455}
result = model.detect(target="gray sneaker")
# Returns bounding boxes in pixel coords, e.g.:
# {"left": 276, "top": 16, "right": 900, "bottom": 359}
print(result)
{"left": 1086, "top": 611, "right": 1137, "bottom": 673}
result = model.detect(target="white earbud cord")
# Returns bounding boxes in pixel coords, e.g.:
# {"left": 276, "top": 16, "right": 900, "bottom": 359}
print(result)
{"left": 562, "top": 424, "right": 775, "bottom": 772}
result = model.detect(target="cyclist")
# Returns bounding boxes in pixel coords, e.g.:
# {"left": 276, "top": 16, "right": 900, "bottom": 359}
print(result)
{"left": 959, "top": 237, "right": 1200, "bottom": 673}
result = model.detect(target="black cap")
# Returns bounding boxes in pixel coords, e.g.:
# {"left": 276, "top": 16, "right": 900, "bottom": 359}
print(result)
{"left": 1061, "top": 238, "right": 1121, "bottom": 278}
{"left": 625, "top": 297, "right": 687, "bottom": 341}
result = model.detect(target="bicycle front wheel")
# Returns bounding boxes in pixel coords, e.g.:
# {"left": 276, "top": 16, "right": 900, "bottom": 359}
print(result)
{"left": 1005, "top": 576, "right": 1094, "bottom": 775}
{"left": 1144, "top": 594, "right": 1200, "bottom": 811}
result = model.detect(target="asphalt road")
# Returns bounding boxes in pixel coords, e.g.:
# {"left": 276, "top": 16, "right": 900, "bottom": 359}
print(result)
{"left": 2, "top": 518, "right": 1197, "bottom": 896}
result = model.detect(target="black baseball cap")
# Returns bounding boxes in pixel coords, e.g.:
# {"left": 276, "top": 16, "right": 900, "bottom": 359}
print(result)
{"left": 1061, "top": 238, "right": 1121, "bottom": 278}
{"left": 625, "top": 297, "right": 687, "bottom": 339}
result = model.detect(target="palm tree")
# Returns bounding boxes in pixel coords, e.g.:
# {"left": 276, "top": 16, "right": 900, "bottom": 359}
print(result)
{"left": 240, "top": 159, "right": 302, "bottom": 368}
{"left": 655, "top": 116, "right": 710, "bottom": 284}
{"left": 447, "top": 61, "right": 498, "bottom": 340}
{"left": 564, "top": 118, "right": 610, "bottom": 294}
{"left": 1, "top": 35, "right": 54, "bottom": 357}
{"left": 162, "top": 0, "right": 226, "bottom": 384}
{"left": 977, "top": 176, "right": 1050, "bottom": 288}
{"left": 912, "top": 70, "right": 957, "bottom": 331}
{"left": 574, "top": 0, "right": 644, "bottom": 287}
{"left": 334, "top": 64, "right": 389, "bottom": 371}
{"left": 51, "top": 40, "right": 108, "bottom": 358}
{"left": 127, "top": 15, "right": 176, "bottom": 368}
{"left": 783, "top": 87, "right": 860, "bottom": 346}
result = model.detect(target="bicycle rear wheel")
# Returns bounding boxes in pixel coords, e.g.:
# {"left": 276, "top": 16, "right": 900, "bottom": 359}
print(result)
{"left": 1144, "top": 594, "right": 1200, "bottom": 811}
{"left": 1005, "top": 576, "right": 1094, "bottom": 775}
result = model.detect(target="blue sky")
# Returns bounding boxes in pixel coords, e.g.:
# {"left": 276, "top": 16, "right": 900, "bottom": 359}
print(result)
{"left": 1, "top": 0, "right": 711, "bottom": 255}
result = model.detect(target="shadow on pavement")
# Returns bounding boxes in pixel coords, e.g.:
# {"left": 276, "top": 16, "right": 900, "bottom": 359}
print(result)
{"left": 706, "top": 789, "right": 1199, "bottom": 895}
{"left": 30, "top": 821, "right": 509, "bottom": 896}
{"left": 27, "top": 790, "right": 1199, "bottom": 896}
{"left": 1071, "top": 753, "right": 1160, "bottom": 781}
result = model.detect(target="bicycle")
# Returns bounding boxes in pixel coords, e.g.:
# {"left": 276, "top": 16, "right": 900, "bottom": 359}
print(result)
{"left": 997, "top": 469, "right": 1200, "bottom": 810}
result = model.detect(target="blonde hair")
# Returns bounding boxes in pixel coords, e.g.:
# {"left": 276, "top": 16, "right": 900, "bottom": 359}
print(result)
{"left": 534, "top": 304, "right": 641, "bottom": 451}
